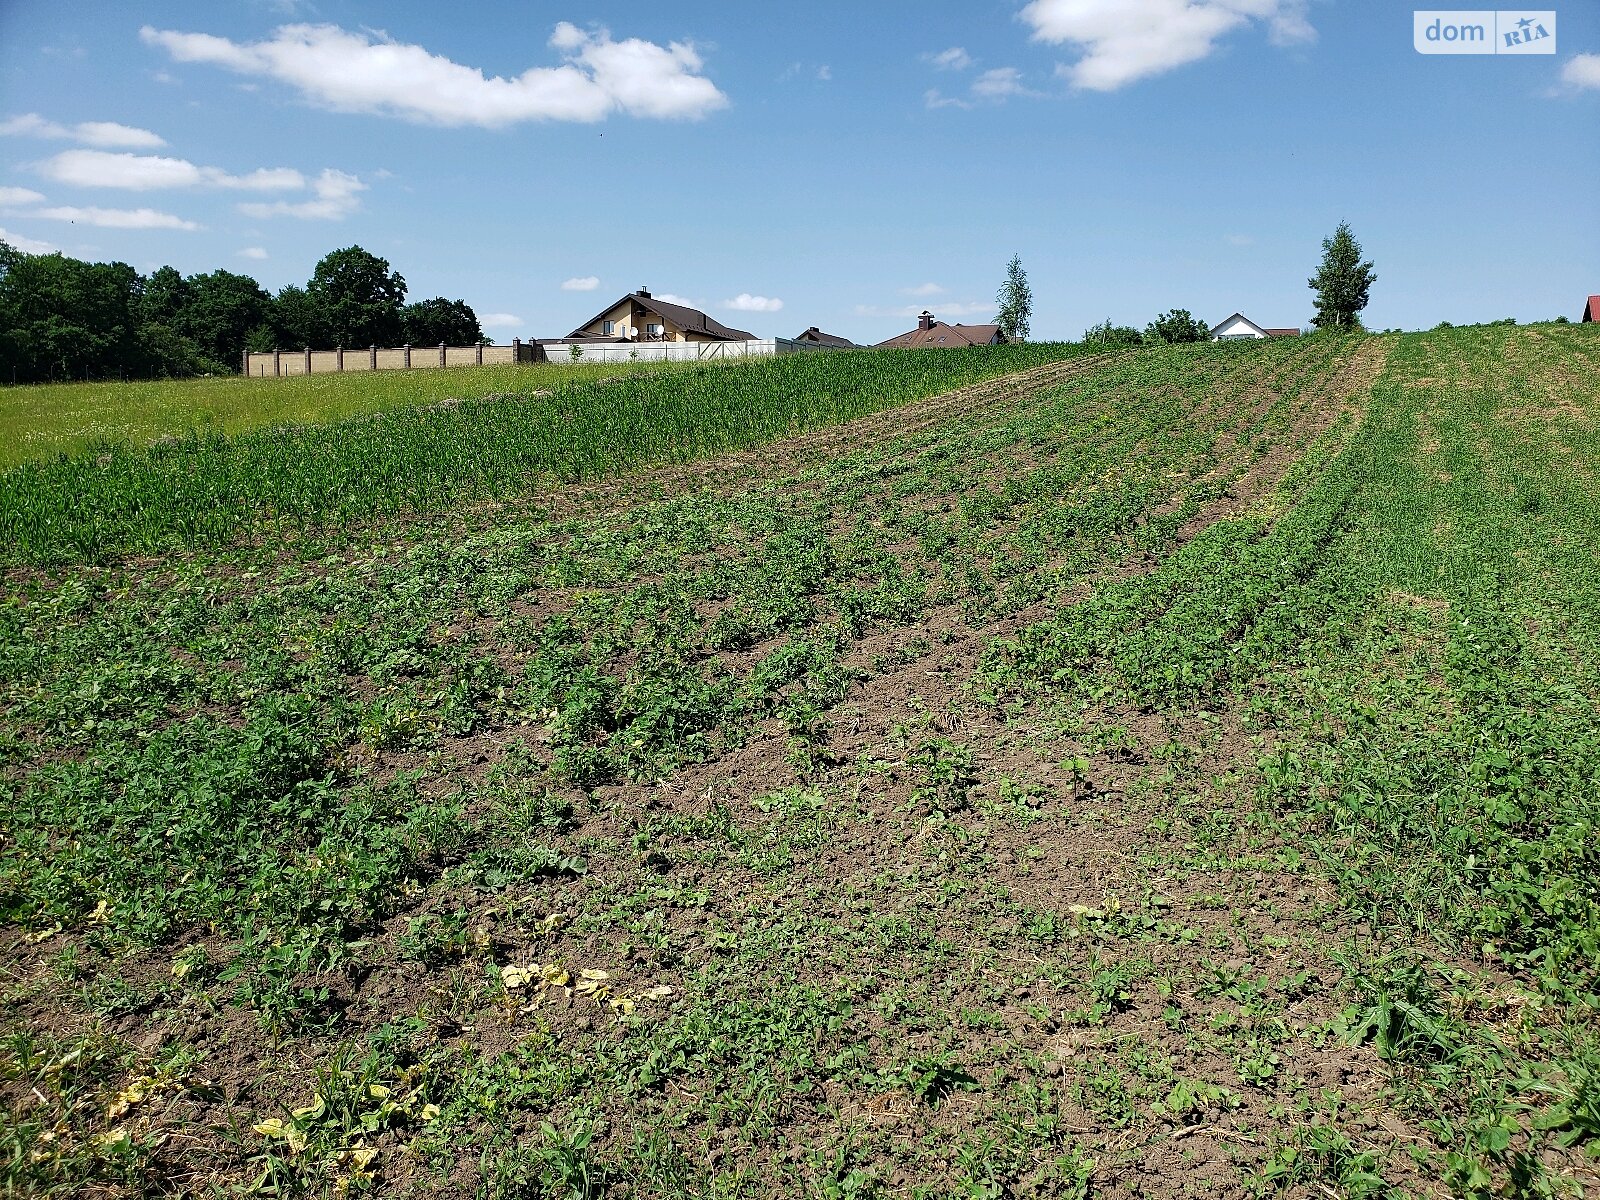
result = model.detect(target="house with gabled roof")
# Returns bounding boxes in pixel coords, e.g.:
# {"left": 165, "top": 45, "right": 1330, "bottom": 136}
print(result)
{"left": 567, "top": 288, "right": 754, "bottom": 344}
{"left": 793, "top": 326, "right": 857, "bottom": 349}
{"left": 1211, "top": 313, "right": 1300, "bottom": 340}
{"left": 877, "top": 310, "right": 1006, "bottom": 349}
{"left": 1584, "top": 295, "right": 1600, "bottom": 323}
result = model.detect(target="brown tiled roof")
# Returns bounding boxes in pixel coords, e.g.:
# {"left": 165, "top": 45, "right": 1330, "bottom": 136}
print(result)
{"left": 1585, "top": 295, "right": 1600, "bottom": 322}
{"left": 568, "top": 291, "right": 754, "bottom": 342}
{"left": 876, "top": 322, "right": 1006, "bottom": 349}
{"left": 1264, "top": 328, "right": 1301, "bottom": 337}
{"left": 793, "top": 326, "right": 856, "bottom": 348}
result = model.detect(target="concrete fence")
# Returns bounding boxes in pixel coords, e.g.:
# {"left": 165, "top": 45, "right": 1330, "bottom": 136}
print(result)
{"left": 243, "top": 340, "right": 540, "bottom": 378}
{"left": 535, "top": 337, "right": 832, "bottom": 364}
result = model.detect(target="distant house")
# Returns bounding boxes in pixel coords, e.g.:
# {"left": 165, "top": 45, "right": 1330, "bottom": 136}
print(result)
{"left": 567, "top": 288, "right": 754, "bottom": 343}
{"left": 1211, "top": 313, "right": 1300, "bottom": 341}
{"left": 793, "top": 326, "right": 857, "bottom": 348}
{"left": 877, "top": 310, "right": 1006, "bottom": 348}
{"left": 1584, "top": 295, "right": 1600, "bottom": 323}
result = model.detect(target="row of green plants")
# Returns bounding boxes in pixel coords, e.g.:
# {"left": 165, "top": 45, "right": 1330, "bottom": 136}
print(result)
{"left": 0, "top": 344, "right": 1088, "bottom": 565}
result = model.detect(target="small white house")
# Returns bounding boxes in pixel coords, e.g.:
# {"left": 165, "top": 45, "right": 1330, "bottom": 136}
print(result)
{"left": 1211, "top": 313, "right": 1300, "bottom": 341}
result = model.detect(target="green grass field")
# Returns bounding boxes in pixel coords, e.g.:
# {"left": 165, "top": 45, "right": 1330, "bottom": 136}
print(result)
{"left": 2, "top": 327, "right": 1598, "bottom": 1200}
{"left": 0, "top": 359, "right": 693, "bottom": 471}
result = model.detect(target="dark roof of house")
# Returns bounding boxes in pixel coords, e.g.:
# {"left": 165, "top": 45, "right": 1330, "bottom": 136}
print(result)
{"left": 568, "top": 291, "right": 754, "bottom": 342}
{"left": 1264, "top": 328, "right": 1301, "bottom": 337}
{"left": 1585, "top": 295, "right": 1600, "bottom": 322}
{"left": 875, "top": 322, "right": 1006, "bottom": 349}
{"left": 793, "top": 326, "right": 856, "bottom": 348}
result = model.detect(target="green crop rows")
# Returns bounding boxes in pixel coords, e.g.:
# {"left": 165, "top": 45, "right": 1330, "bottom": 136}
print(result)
{"left": 2, "top": 326, "right": 1597, "bottom": 1199}
{"left": 0, "top": 344, "right": 1086, "bottom": 565}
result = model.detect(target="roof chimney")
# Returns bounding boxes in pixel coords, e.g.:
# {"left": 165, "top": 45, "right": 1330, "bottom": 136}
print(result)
{"left": 918, "top": 310, "right": 934, "bottom": 331}
{"left": 638, "top": 286, "right": 651, "bottom": 299}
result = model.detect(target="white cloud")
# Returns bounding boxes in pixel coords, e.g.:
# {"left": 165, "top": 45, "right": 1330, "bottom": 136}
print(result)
{"left": 1562, "top": 53, "right": 1600, "bottom": 90}
{"left": 237, "top": 169, "right": 364, "bottom": 219}
{"left": 902, "top": 282, "right": 946, "bottom": 297}
{"left": 0, "top": 113, "right": 166, "bottom": 148}
{"left": 816, "top": 65, "right": 832, "bottom": 81}
{"left": 1024, "top": 0, "right": 1315, "bottom": 91}
{"left": 562, "top": 275, "right": 600, "bottom": 291}
{"left": 924, "top": 89, "right": 972, "bottom": 110}
{"left": 928, "top": 47, "right": 973, "bottom": 70}
{"left": 140, "top": 21, "right": 728, "bottom": 126}
{"left": 0, "top": 226, "right": 58, "bottom": 253}
{"left": 972, "top": 67, "right": 1033, "bottom": 99}
{"left": 653, "top": 292, "right": 700, "bottom": 308}
{"left": 854, "top": 301, "right": 994, "bottom": 319}
{"left": 480, "top": 312, "right": 524, "bottom": 328}
{"left": 34, "top": 205, "right": 200, "bottom": 230}
{"left": 39, "top": 149, "right": 305, "bottom": 192}
{"left": 238, "top": 246, "right": 269, "bottom": 259}
{"left": 723, "top": 293, "right": 783, "bottom": 313}
{"left": 0, "top": 186, "right": 46, "bottom": 206}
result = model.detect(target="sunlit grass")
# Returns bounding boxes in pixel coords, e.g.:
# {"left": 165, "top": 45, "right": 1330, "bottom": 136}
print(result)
{"left": 0, "top": 359, "right": 692, "bottom": 470}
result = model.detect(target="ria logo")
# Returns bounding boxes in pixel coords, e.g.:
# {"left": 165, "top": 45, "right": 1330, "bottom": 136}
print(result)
{"left": 1414, "top": 10, "right": 1557, "bottom": 54}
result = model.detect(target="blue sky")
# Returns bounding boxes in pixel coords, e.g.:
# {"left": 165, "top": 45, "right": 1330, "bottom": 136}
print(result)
{"left": 1, "top": 0, "right": 1595, "bottom": 342}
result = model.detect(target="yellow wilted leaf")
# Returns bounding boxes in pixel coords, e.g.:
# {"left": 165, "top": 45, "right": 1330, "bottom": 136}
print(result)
{"left": 291, "top": 1094, "right": 326, "bottom": 1122}
{"left": 253, "top": 1119, "right": 289, "bottom": 1138}
{"left": 609, "top": 995, "right": 636, "bottom": 1016}
{"left": 366, "top": 1084, "right": 390, "bottom": 1100}
{"left": 91, "top": 1128, "right": 129, "bottom": 1149}
{"left": 541, "top": 965, "right": 570, "bottom": 988}
{"left": 107, "top": 1078, "right": 149, "bottom": 1118}
{"left": 88, "top": 900, "right": 111, "bottom": 924}
{"left": 500, "top": 964, "right": 536, "bottom": 990}
{"left": 351, "top": 1147, "right": 378, "bottom": 1169}
{"left": 420, "top": 1103, "right": 440, "bottom": 1123}
{"left": 639, "top": 985, "right": 674, "bottom": 1001}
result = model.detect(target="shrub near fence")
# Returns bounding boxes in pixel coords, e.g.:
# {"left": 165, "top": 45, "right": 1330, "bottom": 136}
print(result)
{"left": 243, "top": 341, "right": 538, "bottom": 377}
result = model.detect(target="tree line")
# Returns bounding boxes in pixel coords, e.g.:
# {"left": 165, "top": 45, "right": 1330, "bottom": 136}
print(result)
{"left": 0, "top": 242, "right": 484, "bottom": 383}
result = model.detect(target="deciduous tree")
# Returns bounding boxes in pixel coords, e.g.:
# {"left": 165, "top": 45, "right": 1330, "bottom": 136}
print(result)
{"left": 995, "top": 255, "right": 1032, "bottom": 342}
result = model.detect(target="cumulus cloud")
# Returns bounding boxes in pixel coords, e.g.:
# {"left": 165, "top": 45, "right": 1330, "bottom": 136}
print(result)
{"left": 928, "top": 47, "right": 973, "bottom": 70}
{"left": 480, "top": 313, "right": 524, "bottom": 328}
{"left": 140, "top": 21, "right": 729, "bottom": 126}
{"left": 238, "top": 246, "right": 269, "bottom": 259}
{"left": 972, "top": 67, "right": 1034, "bottom": 99}
{"left": 653, "top": 292, "right": 700, "bottom": 308}
{"left": 0, "top": 186, "right": 46, "bottom": 206}
{"left": 237, "top": 169, "right": 365, "bottom": 219}
{"left": 1562, "top": 53, "right": 1600, "bottom": 90}
{"left": 34, "top": 205, "right": 200, "bottom": 230}
{"left": 1024, "top": 0, "right": 1316, "bottom": 91}
{"left": 0, "top": 226, "right": 57, "bottom": 253}
{"left": 39, "top": 149, "right": 305, "bottom": 192}
{"left": 0, "top": 113, "right": 166, "bottom": 148}
{"left": 723, "top": 293, "right": 783, "bottom": 313}
{"left": 902, "top": 282, "right": 946, "bottom": 297}
{"left": 561, "top": 275, "right": 600, "bottom": 291}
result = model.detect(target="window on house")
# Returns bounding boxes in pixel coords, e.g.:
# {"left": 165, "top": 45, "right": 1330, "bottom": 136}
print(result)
{"left": 647, "top": 323, "right": 664, "bottom": 336}
{"left": 602, "top": 320, "right": 615, "bottom": 335}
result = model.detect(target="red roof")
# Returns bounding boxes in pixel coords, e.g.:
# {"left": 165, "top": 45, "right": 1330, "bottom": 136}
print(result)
{"left": 1585, "top": 295, "right": 1600, "bottom": 322}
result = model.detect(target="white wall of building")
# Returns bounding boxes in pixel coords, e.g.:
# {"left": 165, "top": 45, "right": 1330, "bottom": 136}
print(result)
{"left": 539, "top": 338, "right": 834, "bottom": 363}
